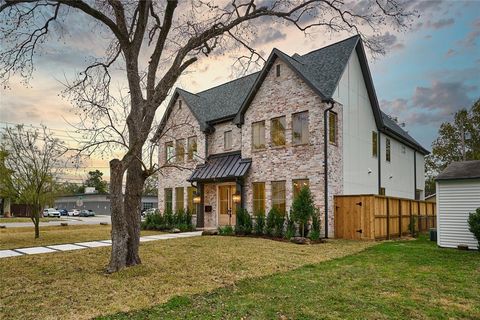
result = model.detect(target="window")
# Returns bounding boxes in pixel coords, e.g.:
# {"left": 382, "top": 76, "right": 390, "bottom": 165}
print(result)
{"left": 372, "top": 131, "right": 378, "bottom": 158}
{"left": 293, "top": 179, "right": 310, "bottom": 199}
{"left": 164, "top": 188, "right": 173, "bottom": 212}
{"left": 142, "top": 202, "right": 155, "bottom": 210}
{"left": 252, "top": 121, "right": 266, "bottom": 150}
{"left": 271, "top": 116, "right": 286, "bottom": 147}
{"left": 165, "top": 142, "right": 174, "bottom": 164}
{"left": 328, "top": 111, "right": 337, "bottom": 144}
{"left": 271, "top": 181, "right": 286, "bottom": 214}
{"left": 415, "top": 189, "right": 423, "bottom": 200}
{"left": 292, "top": 111, "right": 309, "bottom": 145}
{"left": 276, "top": 64, "right": 281, "bottom": 77}
{"left": 176, "top": 139, "right": 185, "bottom": 163}
{"left": 179, "top": 100, "right": 182, "bottom": 108}
{"left": 187, "top": 136, "right": 197, "bottom": 161}
{"left": 187, "top": 186, "right": 197, "bottom": 214}
{"left": 386, "top": 138, "right": 391, "bottom": 162}
{"left": 252, "top": 182, "right": 266, "bottom": 214}
{"left": 224, "top": 130, "right": 232, "bottom": 150}
{"left": 379, "top": 187, "right": 386, "bottom": 196}
{"left": 175, "top": 187, "right": 184, "bottom": 212}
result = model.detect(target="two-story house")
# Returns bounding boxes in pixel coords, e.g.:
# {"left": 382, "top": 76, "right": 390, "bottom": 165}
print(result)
{"left": 156, "top": 35, "right": 429, "bottom": 237}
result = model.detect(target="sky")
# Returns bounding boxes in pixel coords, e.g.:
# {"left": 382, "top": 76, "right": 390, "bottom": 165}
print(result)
{"left": 0, "top": 0, "right": 479, "bottom": 182}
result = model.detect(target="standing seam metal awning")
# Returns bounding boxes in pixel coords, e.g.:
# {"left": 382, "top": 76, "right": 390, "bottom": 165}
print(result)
{"left": 187, "top": 152, "right": 252, "bottom": 182}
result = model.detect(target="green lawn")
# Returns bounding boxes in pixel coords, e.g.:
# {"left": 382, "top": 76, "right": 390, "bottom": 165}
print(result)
{"left": 0, "top": 217, "right": 64, "bottom": 223}
{"left": 99, "top": 236, "right": 480, "bottom": 320}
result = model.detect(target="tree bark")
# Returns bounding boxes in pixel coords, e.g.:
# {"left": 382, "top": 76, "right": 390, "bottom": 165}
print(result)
{"left": 107, "top": 159, "right": 129, "bottom": 273}
{"left": 124, "top": 157, "right": 145, "bottom": 266}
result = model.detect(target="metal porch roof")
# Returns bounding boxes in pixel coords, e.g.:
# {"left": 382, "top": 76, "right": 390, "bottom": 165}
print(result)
{"left": 187, "top": 152, "right": 251, "bottom": 182}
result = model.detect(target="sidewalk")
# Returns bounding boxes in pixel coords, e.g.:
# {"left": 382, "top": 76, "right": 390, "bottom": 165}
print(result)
{"left": 0, "top": 231, "right": 203, "bottom": 259}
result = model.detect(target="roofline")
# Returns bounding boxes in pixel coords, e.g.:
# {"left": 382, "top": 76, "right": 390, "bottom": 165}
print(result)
{"left": 381, "top": 126, "right": 430, "bottom": 155}
{"left": 435, "top": 176, "right": 480, "bottom": 181}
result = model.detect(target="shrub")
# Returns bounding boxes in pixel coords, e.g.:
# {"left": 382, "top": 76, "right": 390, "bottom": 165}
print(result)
{"left": 141, "top": 212, "right": 166, "bottom": 230}
{"left": 274, "top": 211, "right": 285, "bottom": 238}
{"left": 265, "top": 208, "right": 277, "bottom": 236}
{"left": 290, "top": 186, "right": 315, "bottom": 237}
{"left": 310, "top": 209, "right": 321, "bottom": 241}
{"left": 218, "top": 225, "right": 234, "bottom": 236}
{"left": 254, "top": 212, "right": 265, "bottom": 235}
{"left": 140, "top": 209, "right": 194, "bottom": 232}
{"left": 285, "top": 214, "right": 296, "bottom": 240}
{"left": 164, "top": 209, "right": 174, "bottom": 228}
{"left": 468, "top": 207, "right": 480, "bottom": 250}
{"left": 236, "top": 208, "right": 253, "bottom": 235}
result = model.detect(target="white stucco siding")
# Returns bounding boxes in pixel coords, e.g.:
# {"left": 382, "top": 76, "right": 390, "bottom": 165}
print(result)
{"left": 436, "top": 179, "right": 480, "bottom": 250}
{"left": 416, "top": 153, "right": 425, "bottom": 197}
{"left": 334, "top": 51, "right": 379, "bottom": 195}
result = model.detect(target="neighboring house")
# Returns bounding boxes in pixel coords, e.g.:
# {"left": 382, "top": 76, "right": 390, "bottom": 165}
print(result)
{"left": 54, "top": 194, "right": 158, "bottom": 215}
{"left": 156, "top": 35, "right": 428, "bottom": 236}
{"left": 436, "top": 160, "right": 480, "bottom": 250}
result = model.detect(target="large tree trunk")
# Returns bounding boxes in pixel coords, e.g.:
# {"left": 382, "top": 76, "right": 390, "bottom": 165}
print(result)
{"left": 107, "top": 159, "right": 129, "bottom": 273}
{"left": 124, "top": 157, "right": 145, "bottom": 266}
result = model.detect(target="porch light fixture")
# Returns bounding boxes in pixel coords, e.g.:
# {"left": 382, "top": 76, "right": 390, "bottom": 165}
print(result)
{"left": 193, "top": 193, "right": 201, "bottom": 204}
{"left": 232, "top": 192, "right": 241, "bottom": 204}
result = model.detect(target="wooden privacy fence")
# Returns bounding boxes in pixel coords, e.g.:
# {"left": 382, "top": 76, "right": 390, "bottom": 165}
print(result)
{"left": 334, "top": 194, "right": 436, "bottom": 240}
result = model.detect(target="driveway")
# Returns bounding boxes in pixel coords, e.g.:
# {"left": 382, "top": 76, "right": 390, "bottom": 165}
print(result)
{"left": 0, "top": 215, "right": 111, "bottom": 228}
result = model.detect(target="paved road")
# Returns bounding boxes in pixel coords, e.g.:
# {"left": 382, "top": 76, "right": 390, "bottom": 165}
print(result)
{"left": 0, "top": 215, "right": 112, "bottom": 228}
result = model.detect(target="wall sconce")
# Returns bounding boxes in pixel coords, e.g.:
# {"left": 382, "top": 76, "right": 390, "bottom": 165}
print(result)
{"left": 232, "top": 192, "right": 241, "bottom": 204}
{"left": 368, "top": 168, "right": 372, "bottom": 174}
{"left": 193, "top": 193, "right": 201, "bottom": 204}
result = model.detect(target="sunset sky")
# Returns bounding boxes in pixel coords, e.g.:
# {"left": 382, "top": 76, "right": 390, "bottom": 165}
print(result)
{"left": 0, "top": 0, "right": 479, "bottom": 182}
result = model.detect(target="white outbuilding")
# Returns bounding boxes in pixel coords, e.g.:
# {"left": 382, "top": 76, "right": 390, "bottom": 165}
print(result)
{"left": 436, "top": 160, "right": 480, "bottom": 250}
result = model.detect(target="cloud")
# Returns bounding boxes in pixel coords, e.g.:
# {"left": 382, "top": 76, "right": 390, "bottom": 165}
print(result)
{"left": 445, "top": 48, "right": 456, "bottom": 58}
{"left": 460, "top": 17, "right": 480, "bottom": 48}
{"left": 380, "top": 98, "right": 408, "bottom": 115}
{"left": 427, "top": 18, "right": 455, "bottom": 29}
{"left": 252, "top": 29, "right": 287, "bottom": 46}
{"left": 373, "top": 32, "right": 405, "bottom": 51}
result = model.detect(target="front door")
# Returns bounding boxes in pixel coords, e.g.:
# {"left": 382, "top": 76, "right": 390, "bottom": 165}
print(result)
{"left": 218, "top": 185, "right": 237, "bottom": 226}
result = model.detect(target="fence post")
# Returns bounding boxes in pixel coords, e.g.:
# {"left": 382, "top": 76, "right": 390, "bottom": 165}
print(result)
{"left": 386, "top": 197, "right": 390, "bottom": 240}
{"left": 409, "top": 201, "right": 413, "bottom": 236}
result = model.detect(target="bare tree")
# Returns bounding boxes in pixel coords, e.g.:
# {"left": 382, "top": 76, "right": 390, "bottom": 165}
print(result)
{"left": 0, "top": 125, "right": 64, "bottom": 238}
{"left": 0, "top": 0, "right": 413, "bottom": 272}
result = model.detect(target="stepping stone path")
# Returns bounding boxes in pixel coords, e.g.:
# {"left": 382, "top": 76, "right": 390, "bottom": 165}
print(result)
{"left": 0, "top": 231, "right": 202, "bottom": 259}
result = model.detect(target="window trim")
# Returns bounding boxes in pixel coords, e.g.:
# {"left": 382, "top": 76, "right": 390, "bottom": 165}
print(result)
{"left": 165, "top": 141, "right": 174, "bottom": 164}
{"left": 292, "top": 111, "right": 309, "bottom": 146}
{"left": 270, "top": 116, "right": 286, "bottom": 147}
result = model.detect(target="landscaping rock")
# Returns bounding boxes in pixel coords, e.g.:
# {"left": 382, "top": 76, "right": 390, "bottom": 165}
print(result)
{"left": 171, "top": 228, "right": 181, "bottom": 233}
{"left": 0, "top": 225, "right": 6, "bottom": 229}
{"left": 290, "top": 237, "right": 311, "bottom": 245}
{"left": 202, "top": 229, "right": 218, "bottom": 236}
{"left": 60, "top": 222, "right": 68, "bottom": 227}
{"left": 100, "top": 222, "right": 108, "bottom": 226}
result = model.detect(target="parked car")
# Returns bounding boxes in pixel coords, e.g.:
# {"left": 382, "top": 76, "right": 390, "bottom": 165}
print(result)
{"left": 58, "top": 209, "right": 69, "bottom": 216}
{"left": 68, "top": 209, "right": 80, "bottom": 216}
{"left": 43, "top": 208, "right": 61, "bottom": 218}
{"left": 79, "top": 209, "right": 95, "bottom": 217}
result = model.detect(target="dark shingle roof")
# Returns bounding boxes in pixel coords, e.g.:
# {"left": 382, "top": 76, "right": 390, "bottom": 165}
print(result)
{"left": 168, "top": 35, "right": 427, "bottom": 154}
{"left": 436, "top": 160, "right": 480, "bottom": 181}
{"left": 188, "top": 152, "right": 252, "bottom": 182}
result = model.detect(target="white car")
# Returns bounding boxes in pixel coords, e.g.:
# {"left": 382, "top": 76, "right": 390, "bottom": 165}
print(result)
{"left": 43, "top": 208, "right": 61, "bottom": 218}
{"left": 68, "top": 209, "right": 80, "bottom": 216}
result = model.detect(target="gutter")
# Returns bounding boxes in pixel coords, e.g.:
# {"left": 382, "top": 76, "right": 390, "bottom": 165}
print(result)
{"left": 414, "top": 151, "right": 417, "bottom": 199}
{"left": 323, "top": 99, "right": 335, "bottom": 239}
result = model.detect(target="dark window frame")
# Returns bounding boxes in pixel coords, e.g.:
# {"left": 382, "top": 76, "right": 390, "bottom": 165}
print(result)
{"left": 372, "top": 131, "right": 378, "bottom": 158}
{"left": 328, "top": 111, "right": 338, "bottom": 145}
{"left": 276, "top": 64, "right": 281, "bottom": 77}
{"left": 386, "top": 138, "right": 391, "bottom": 162}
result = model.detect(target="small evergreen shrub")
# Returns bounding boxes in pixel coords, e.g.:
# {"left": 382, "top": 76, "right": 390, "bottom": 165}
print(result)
{"left": 310, "top": 209, "right": 321, "bottom": 241}
{"left": 468, "top": 207, "right": 480, "bottom": 250}
{"left": 218, "top": 225, "right": 234, "bottom": 236}
{"left": 265, "top": 208, "right": 277, "bottom": 237}
{"left": 254, "top": 212, "right": 265, "bottom": 235}
{"left": 140, "top": 209, "right": 194, "bottom": 232}
{"left": 236, "top": 208, "right": 253, "bottom": 235}
{"left": 291, "top": 186, "right": 315, "bottom": 237}
{"left": 274, "top": 210, "right": 285, "bottom": 238}
{"left": 285, "top": 214, "right": 296, "bottom": 240}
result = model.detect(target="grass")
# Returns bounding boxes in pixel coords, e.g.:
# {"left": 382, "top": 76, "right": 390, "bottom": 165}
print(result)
{"left": 0, "top": 236, "right": 372, "bottom": 320}
{"left": 0, "top": 225, "right": 163, "bottom": 250}
{"left": 100, "top": 236, "right": 480, "bottom": 320}
{"left": 0, "top": 217, "right": 65, "bottom": 223}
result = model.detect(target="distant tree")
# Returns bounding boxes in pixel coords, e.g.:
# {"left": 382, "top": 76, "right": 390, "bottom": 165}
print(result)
{"left": 425, "top": 99, "right": 480, "bottom": 195}
{"left": 0, "top": 125, "right": 64, "bottom": 238}
{"left": 84, "top": 170, "right": 108, "bottom": 194}
{"left": 57, "top": 182, "right": 84, "bottom": 195}
{"left": 290, "top": 186, "right": 315, "bottom": 238}
{"left": 142, "top": 175, "right": 158, "bottom": 196}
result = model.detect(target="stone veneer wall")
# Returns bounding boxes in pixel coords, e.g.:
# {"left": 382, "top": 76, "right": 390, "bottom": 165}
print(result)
{"left": 208, "top": 121, "right": 242, "bottom": 155}
{"left": 241, "top": 58, "right": 343, "bottom": 237}
{"left": 157, "top": 96, "right": 206, "bottom": 213}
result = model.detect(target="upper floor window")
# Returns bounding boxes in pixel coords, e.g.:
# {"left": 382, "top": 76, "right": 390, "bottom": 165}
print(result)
{"left": 292, "top": 111, "right": 309, "bottom": 145}
{"left": 328, "top": 111, "right": 337, "bottom": 144}
{"left": 179, "top": 99, "right": 182, "bottom": 109}
{"left": 276, "top": 64, "right": 281, "bottom": 77}
{"left": 252, "top": 121, "right": 266, "bottom": 150}
{"left": 372, "top": 131, "right": 378, "bottom": 158}
{"left": 224, "top": 130, "right": 232, "bottom": 150}
{"left": 165, "top": 141, "right": 174, "bottom": 164}
{"left": 176, "top": 139, "right": 185, "bottom": 163}
{"left": 187, "top": 136, "right": 197, "bottom": 161}
{"left": 386, "top": 138, "right": 391, "bottom": 162}
{"left": 271, "top": 116, "right": 286, "bottom": 147}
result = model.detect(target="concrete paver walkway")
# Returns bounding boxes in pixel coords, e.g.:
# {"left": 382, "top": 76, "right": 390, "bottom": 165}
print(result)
{"left": 0, "top": 231, "right": 202, "bottom": 259}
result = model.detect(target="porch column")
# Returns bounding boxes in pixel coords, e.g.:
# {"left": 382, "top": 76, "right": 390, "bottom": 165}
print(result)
{"left": 196, "top": 183, "right": 205, "bottom": 228}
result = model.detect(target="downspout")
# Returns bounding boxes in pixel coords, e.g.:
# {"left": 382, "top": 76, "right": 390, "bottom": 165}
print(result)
{"left": 414, "top": 151, "right": 417, "bottom": 199}
{"left": 378, "top": 131, "right": 382, "bottom": 194}
{"left": 323, "top": 100, "right": 335, "bottom": 239}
